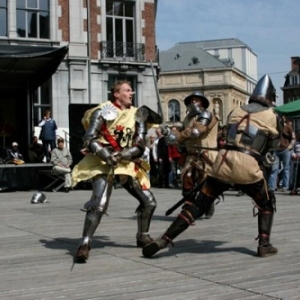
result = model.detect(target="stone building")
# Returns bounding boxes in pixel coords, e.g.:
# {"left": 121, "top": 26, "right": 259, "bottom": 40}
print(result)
{"left": 158, "top": 38, "right": 258, "bottom": 126}
{"left": 282, "top": 56, "right": 300, "bottom": 104}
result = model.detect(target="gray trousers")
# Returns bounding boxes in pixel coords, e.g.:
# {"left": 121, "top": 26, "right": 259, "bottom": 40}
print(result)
{"left": 52, "top": 166, "right": 72, "bottom": 188}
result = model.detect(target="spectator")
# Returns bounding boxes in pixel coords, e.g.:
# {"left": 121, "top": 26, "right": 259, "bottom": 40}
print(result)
{"left": 6, "top": 142, "right": 24, "bottom": 164}
{"left": 168, "top": 129, "right": 181, "bottom": 188}
{"left": 157, "top": 126, "right": 170, "bottom": 188}
{"left": 149, "top": 135, "right": 158, "bottom": 186}
{"left": 151, "top": 129, "right": 161, "bottom": 186}
{"left": 51, "top": 138, "right": 73, "bottom": 193}
{"left": 290, "top": 131, "right": 300, "bottom": 190}
{"left": 268, "top": 116, "right": 295, "bottom": 192}
{"left": 39, "top": 110, "right": 57, "bottom": 163}
{"left": 28, "top": 136, "right": 44, "bottom": 163}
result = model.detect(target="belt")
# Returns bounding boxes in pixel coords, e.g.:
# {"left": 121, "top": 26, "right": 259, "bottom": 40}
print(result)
{"left": 224, "top": 145, "right": 262, "bottom": 163}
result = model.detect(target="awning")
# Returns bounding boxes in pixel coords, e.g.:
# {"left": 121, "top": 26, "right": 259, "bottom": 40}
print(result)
{"left": 275, "top": 99, "right": 300, "bottom": 118}
{"left": 0, "top": 44, "right": 68, "bottom": 91}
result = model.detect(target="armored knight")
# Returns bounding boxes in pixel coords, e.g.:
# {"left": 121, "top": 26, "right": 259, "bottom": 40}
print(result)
{"left": 72, "top": 80, "right": 161, "bottom": 262}
{"left": 167, "top": 91, "right": 219, "bottom": 218}
{"left": 143, "top": 74, "right": 282, "bottom": 258}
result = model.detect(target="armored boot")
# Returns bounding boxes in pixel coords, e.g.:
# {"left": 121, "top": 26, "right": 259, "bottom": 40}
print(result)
{"left": 142, "top": 211, "right": 191, "bottom": 257}
{"left": 257, "top": 210, "right": 278, "bottom": 257}
{"left": 75, "top": 237, "right": 91, "bottom": 262}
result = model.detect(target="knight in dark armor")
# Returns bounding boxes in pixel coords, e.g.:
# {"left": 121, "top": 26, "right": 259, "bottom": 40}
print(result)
{"left": 72, "top": 80, "right": 161, "bottom": 262}
{"left": 143, "top": 74, "right": 282, "bottom": 258}
{"left": 166, "top": 91, "right": 219, "bottom": 218}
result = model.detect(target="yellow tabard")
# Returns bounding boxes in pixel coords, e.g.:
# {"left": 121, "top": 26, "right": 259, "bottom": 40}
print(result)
{"left": 71, "top": 101, "right": 150, "bottom": 189}
{"left": 209, "top": 106, "right": 279, "bottom": 185}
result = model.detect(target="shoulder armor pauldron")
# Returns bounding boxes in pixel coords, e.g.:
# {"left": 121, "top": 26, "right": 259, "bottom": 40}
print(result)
{"left": 194, "top": 110, "right": 212, "bottom": 126}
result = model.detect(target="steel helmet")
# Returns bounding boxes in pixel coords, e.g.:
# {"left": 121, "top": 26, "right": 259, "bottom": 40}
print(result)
{"left": 184, "top": 91, "right": 209, "bottom": 109}
{"left": 249, "top": 74, "right": 276, "bottom": 107}
{"left": 31, "top": 192, "right": 47, "bottom": 204}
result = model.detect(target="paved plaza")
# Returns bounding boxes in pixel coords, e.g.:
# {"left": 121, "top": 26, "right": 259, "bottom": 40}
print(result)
{"left": 0, "top": 187, "right": 299, "bottom": 299}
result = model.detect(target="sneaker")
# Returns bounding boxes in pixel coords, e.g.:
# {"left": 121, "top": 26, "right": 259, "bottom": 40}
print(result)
{"left": 75, "top": 244, "right": 90, "bottom": 262}
{"left": 257, "top": 244, "right": 278, "bottom": 257}
{"left": 64, "top": 187, "right": 70, "bottom": 193}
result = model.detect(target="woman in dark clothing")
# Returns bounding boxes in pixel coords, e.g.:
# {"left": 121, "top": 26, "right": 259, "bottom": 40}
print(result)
{"left": 38, "top": 110, "right": 57, "bottom": 162}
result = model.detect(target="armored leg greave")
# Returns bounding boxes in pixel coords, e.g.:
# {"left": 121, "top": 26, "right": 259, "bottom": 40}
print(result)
{"left": 122, "top": 177, "right": 157, "bottom": 247}
{"left": 76, "top": 175, "right": 112, "bottom": 261}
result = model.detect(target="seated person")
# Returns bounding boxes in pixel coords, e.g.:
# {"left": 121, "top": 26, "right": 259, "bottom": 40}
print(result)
{"left": 6, "top": 142, "right": 25, "bottom": 164}
{"left": 50, "top": 138, "right": 73, "bottom": 192}
{"left": 28, "top": 136, "right": 44, "bottom": 163}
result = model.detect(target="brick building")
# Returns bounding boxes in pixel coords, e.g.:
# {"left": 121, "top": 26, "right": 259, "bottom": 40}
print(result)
{"left": 0, "top": 0, "right": 159, "bottom": 161}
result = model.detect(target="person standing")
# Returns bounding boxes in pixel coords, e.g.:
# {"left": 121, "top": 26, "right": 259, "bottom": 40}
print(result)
{"left": 71, "top": 80, "right": 161, "bottom": 262}
{"left": 157, "top": 126, "right": 170, "bottom": 188}
{"left": 268, "top": 116, "right": 295, "bottom": 192}
{"left": 290, "top": 131, "right": 300, "bottom": 191}
{"left": 51, "top": 138, "right": 73, "bottom": 193}
{"left": 168, "top": 140, "right": 181, "bottom": 188}
{"left": 151, "top": 128, "right": 162, "bottom": 187}
{"left": 142, "top": 74, "right": 282, "bottom": 258}
{"left": 149, "top": 135, "right": 158, "bottom": 186}
{"left": 39, "top": 110, "right": 57, "bottom": 163}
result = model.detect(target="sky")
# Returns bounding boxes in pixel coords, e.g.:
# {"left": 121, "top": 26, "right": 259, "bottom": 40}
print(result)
{"left": 156, "top": 0, "right": 300, "bottom": 105}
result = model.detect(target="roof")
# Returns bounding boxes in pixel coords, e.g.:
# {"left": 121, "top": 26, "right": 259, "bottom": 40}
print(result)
{"left": 0, "top": 45, "right": 68, "bottom": 91}
{"left": 174, "top": 38, "right": 253, "bottom": 52}
{"left": 159, "top": 47, "right": 227, "bottom": 72}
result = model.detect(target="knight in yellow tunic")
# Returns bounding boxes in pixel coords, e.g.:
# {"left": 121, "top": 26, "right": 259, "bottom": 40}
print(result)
{"left": 143, "top": 74, "right": 283, "bottom": 259}
{"left": 73, "top": 80, "right": 162, "bottom": 262}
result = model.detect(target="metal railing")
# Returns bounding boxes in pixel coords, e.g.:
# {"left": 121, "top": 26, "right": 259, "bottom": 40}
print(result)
{"left": 100, "top": 41, "right": 145, "bottom": 62}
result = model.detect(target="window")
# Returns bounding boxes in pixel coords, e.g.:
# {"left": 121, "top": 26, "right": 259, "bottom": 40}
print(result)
{"left": 291, "top": 76, "right": 298, "bottom": 86}
{"left": 0, "top": 0, "right": 7, "bottom": 37}
{"left": 33, "top": 80, "right": 51, "bottom": 126}
{"left": 168, "top": 100, "right": 180, "bottom": 122}
{"left": 106, "top": 0, "right": 135, "bottom": 58}
{"left": 16, "top": 0, "right": 49, "bottom": 39}
{"left": 107, "top": 75, "right": 137, "bottom": 106}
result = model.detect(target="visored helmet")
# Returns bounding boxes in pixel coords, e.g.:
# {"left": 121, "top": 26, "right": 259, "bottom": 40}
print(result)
{"left": 184, "top": 91, "right": 209, "bottom": 109}
{"left": 31, "top": 192, "right": 47, "bottom": 204}
{"left": 249, "top": 74, "right": 276, "bottom": 107}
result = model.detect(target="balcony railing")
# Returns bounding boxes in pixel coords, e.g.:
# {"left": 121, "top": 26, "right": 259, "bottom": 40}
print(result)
{"left": 100, "top": 41, "right": 145, "bottom": 62}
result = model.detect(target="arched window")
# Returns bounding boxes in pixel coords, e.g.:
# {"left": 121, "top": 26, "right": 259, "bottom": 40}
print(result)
{"left": 168, "top": 99, "right": 180, "bottom": 122}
